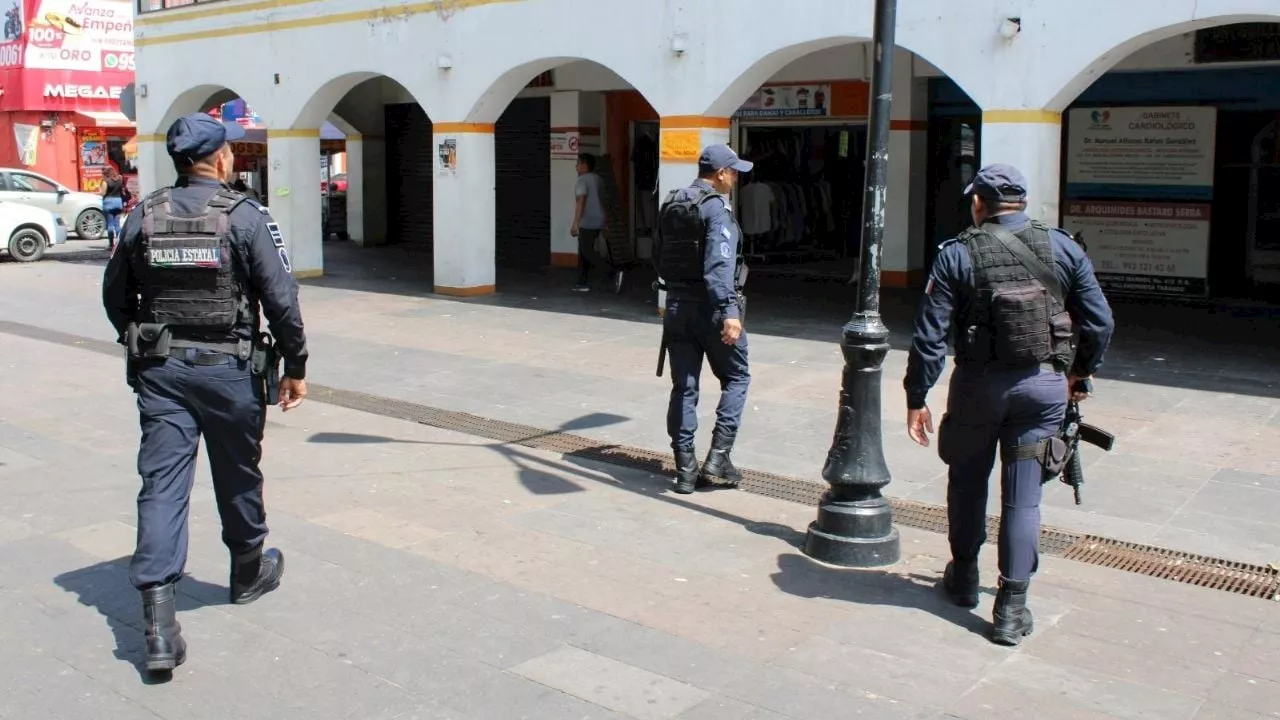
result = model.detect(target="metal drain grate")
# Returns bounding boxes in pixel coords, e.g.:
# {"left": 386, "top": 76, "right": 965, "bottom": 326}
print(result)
{"left": 1063, "top": 538, "right": 1279, "bottom": 599}
{"left": 5, "top": 319, "right": 1277, "bottom": 602}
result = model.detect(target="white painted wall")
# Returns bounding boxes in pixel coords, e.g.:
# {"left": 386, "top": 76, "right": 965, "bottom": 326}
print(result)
{"left": 131, "top": 0, "right": 1280, "bottom": 282}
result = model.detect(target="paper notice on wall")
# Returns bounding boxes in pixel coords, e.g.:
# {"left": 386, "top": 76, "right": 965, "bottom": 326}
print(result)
{"left": 1062, "top": 200, "right": 1211, "bottom": 297}
{"left": 14, "top": 124, "right": 39, "bottom": 166}
{"left": 438, "top": 138, "right": 457, "bottom": 176}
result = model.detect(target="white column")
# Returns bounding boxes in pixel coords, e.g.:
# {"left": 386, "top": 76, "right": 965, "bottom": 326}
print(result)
{"left": 980, "top": 110, "right": 1063, "bottom": 225}
{"left": 343, "top": 135, "right": 364, "bottom": 243}
{"left": 883, "top": 49, "right": 929, "bottom": 288}
{"left": 266, "top": 131, "right": 323, "bottom": 278}
{"left": 549, "top": 91, "right": 603, "bottom": 269}
{"left": 136, "top": 135, "right": 175, "bottom": 194}
{"left": 432, "top": 124, "right": 495, "bottom": 296}
{"left": 654, "top": 118, "right": 731, "bottom": 313}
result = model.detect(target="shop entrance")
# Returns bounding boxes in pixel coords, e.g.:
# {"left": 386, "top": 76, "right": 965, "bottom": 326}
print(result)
{"left": 925, "top": 116, "right": 980, "bottom": 270}
{"left": 736, "top": 123, "right": 867, "bottom": 279}
{"left": 630, "top": 121, "right": 659, "bottom": 256}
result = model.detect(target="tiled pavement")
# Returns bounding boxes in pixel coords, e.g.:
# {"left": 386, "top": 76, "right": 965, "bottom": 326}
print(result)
{"left": 11, "top": 240, "right": 1280, "bottom": 568}
{"left": 2, "top": 333, "right": 1277, "bottom": 719}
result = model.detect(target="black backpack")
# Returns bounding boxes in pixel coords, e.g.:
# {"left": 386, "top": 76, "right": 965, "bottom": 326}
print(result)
{"left": 653, "top": 188, "right": 721, "bottom": 284}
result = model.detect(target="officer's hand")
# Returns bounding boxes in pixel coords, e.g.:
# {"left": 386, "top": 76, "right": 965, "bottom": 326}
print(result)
{"left": 280, "top": 377, "right": 307, "bottom": 411}
{"left": 907, "top": 407, "right": 934, "bottom": 447}
{"left": 1067, "top": 374, "right": 1092, "bottom": 402}
{"left": 721, "top": 318, "right": 743, "bottom": 345}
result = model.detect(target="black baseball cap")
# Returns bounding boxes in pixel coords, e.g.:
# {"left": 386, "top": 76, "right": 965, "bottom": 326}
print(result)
{"left": 166, "top": 112, "right": 246, "bottom": 163}
{"left": 964, "top": 163, "right": 1028, "bottom": 203}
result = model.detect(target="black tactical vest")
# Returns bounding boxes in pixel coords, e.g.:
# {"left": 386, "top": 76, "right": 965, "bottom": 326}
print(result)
{"left": 655, "top": 187, "right": 721, "bottom": 285}
{"left": 136, "top": 187, "right": 245, "bottom": 334}
{"left": 957, "top": 220, "right": 1074, "bottom": 367}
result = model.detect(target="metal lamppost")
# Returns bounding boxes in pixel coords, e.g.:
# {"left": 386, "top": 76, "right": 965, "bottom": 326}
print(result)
{"left": 802, "top": 0, "right": 901, "bottom": 568}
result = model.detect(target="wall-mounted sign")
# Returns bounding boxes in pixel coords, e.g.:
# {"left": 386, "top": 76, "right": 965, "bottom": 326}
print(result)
{"left": 737, "top": 84, "right": 831, "bottom": 119}
{"left": 1062, "top": 200, "right": 1211, "bottom": 298}
{"left": 550, "top": 131, "right": 579, "bottom": 160}
{"left": 1066, "top": 106, "right": 1217, "bottom": 201}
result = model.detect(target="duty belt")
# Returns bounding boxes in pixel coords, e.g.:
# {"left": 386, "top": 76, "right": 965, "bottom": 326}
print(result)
{"left": 167, "top": 336, "right": 247, "bottom": 363}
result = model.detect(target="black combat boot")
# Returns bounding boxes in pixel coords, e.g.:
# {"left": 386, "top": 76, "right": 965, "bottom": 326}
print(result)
{"left": 672, "top": 446, "right": 699, "bottom": 495}
{"left": 230, "top": 547, "right": 285, "bottom": 605}
{"left": 942, "top": 559, "right": 980, "bottom": 609}
{"left": 141, "top": 583, "right": 186, "bottom": 674}
{"left": 699, "top": 430, "right": 742, "bottom": 488}
{"left": 990, "top": 576, "right": 1034, "bottom": 646}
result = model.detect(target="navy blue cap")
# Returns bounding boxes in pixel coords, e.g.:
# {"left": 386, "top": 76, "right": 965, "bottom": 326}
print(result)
{"left": 166, "top": 112, "right": 246, "bottom": 162}
{"left": 698, "top": 144, "right": 753, "bottom": 173}
{"left": 963, "top": 163, "right": 1028, "bottom": 202}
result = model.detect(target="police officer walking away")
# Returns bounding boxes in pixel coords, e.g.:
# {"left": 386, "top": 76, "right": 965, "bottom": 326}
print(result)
{"left": 654, "top": 145, "right": 752, "bottom": 494}
{"left": 903, "top": 164, "right": 1114, "bottom": 646}
{"left": 102, "top": 113, "right": 310, "bottom": 674}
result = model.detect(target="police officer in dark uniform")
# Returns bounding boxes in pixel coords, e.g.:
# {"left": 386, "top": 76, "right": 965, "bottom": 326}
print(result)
{"left": 102, "top": 112, "right": 310, "bottom": 674}
{"left": 655, "top": 145, "right": 752, "bottom": 494}
{"left": 904, "top": 164, "right": 1114, "bottom": 646}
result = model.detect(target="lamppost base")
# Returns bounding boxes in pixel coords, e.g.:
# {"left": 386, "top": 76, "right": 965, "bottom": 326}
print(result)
{"left": 803, "top": 495, "right": 901, "bottom": 568}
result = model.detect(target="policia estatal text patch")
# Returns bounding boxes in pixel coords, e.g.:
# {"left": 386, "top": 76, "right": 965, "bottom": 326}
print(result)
{"left": 148, "top": 245, "right": 222, "bottom": 269}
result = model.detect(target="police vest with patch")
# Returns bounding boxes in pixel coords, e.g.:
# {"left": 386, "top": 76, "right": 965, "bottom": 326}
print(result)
{"left": 957, "top": 220, "right": 1074, "bottom": 367}
{"left": 136, "top": 187, "right": 247, "bottom": 333}
{"left": 654, "top": 187, "right": 723, "bottom": 285}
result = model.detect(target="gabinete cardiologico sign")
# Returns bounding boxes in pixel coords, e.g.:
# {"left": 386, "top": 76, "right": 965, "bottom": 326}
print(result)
{"left": 0, "top": 0, "right": 134, "bottom": 112}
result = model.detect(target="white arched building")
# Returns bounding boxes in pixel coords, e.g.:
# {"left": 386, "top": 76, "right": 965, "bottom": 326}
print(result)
{"left": 133, "top": 0, "right": 1280, "bottom": 301}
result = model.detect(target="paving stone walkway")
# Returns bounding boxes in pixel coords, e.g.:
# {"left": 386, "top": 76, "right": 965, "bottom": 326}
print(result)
{"left": 11, "top": 240, "right": 1280, "bottom": 567}
{"left": 1, "top": 313, "right": 1277, "bottom": 718}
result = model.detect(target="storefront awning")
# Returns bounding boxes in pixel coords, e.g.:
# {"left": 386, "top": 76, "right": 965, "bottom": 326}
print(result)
{"left": 76, "top": 111, "right": 136, "bottom": 128}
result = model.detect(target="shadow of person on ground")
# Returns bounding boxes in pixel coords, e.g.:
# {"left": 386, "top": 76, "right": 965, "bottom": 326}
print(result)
{"left": 769, "top": 552, "right": 990, "bottom": 638}
{"left": 53, "top": 558, "right": 227, "bottom": 683}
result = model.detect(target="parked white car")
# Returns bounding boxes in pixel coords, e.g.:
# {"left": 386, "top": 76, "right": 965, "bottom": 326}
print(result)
{"left": 0, "top": 168, "right": 106, "bottom": 240}
{"left": 0, "top": 201, "right": 68, "bottom": 262}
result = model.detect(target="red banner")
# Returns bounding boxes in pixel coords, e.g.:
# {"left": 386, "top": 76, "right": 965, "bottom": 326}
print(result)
{"left": 0, "top": 0, "right": 134, "bottom": 112}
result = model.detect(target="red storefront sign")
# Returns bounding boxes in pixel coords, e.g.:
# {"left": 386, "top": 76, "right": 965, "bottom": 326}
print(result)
{"left": 0, "top": 0, "right": 134, "bottom": 112}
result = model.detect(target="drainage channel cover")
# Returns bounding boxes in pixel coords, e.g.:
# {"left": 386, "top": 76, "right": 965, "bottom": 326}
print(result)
{"left": 5, "top": 319, "right": 1277, "bottom": 602}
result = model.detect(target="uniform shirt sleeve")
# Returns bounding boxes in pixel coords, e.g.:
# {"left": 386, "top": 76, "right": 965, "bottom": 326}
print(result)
{"left": 903, "top": 242, "right": 961, "bottom": 409}
{"left": 701, "top": 196, "right": 741, "bottom": 320}
{"left": 237, "top": 205, "right": 310, "bottom": 379}
{"left": 101, "top": 205, "right": 146, "bottom": 342}
{"left": 1055, "top": 232, "right": 1115, "bottom": 376}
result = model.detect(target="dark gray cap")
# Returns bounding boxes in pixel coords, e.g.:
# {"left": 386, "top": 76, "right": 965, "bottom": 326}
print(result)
{"left": 698, "top": 144, "right": 753, "bottom": 174}
{"left": 963, "top": 163, "right": 1028, "bottom": 202}
{"left": 166, "top": 112, "right": 246, "bottom": 163}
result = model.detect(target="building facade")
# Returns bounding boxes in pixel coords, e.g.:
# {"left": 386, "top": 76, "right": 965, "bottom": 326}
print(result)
{"left": 133, "top": 0, "right": 1280, "bottom": 302}
{"left": 0, "top": 0, "right": 137, "bottom": 194}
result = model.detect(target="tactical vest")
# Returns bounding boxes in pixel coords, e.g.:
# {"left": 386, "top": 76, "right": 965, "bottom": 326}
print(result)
{"left": 136, "top": 187, "right": 247, "bottom": 335}
{"left": 654, "top": 187, "right": 722, "bottom": 285}
{"left": 957, "top": 220, "right": 1074, "bottom": 368}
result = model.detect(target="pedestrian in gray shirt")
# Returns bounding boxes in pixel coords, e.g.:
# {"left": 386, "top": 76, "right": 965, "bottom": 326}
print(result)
{"left": 571, "top": 153, "right": 606, "bottom": 292}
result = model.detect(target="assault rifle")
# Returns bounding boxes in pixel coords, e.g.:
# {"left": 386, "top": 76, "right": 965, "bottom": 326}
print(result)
{"left": 1046, "top": 389, "right": 1116, "bottom": 504}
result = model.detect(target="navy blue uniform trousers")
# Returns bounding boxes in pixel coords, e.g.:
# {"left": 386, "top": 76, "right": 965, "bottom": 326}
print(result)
{"left": 664, "top": 298, "right": 750, "bottom": 450}
{"left": 131, "top": 349, "right": 269, "bottom": 590}
{"left": 941, "top": 364, "right": 1066, "bottom": 582}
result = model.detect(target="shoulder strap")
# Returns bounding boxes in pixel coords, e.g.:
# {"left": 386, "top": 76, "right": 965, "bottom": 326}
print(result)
{"left": 981, "top": 223, "right": 1063, "bottom": 304}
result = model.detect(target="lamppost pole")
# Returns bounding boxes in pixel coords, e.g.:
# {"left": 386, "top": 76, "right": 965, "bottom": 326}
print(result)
{"left": 802, "top": 0, "right": 901, "bottom": 568}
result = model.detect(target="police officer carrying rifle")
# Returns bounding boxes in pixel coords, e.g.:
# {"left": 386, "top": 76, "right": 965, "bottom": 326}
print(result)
{"left": 903, "top": 164, "right": 1114, "bottom": 646}
{"left": 654, "top": 145, "right": 752, "bottom": 494}
{"left": 102, "top": 113, "right": 310, "bottom": 674}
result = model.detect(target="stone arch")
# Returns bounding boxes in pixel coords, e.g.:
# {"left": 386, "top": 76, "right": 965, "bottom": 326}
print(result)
{"left": 1046, "top": 10, "right": 1280, "bottom": 111}
{"left": 283, "top": 70, "right": 434, "bottom": 133}
{"left": 145, "top": 81, "right": 270, "bottom": 137}
{"left": 461, "top": 55, "right": 664, "bottom": 124}
{"left": 702, "top": 36, "right": 973, "bottom": 118}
